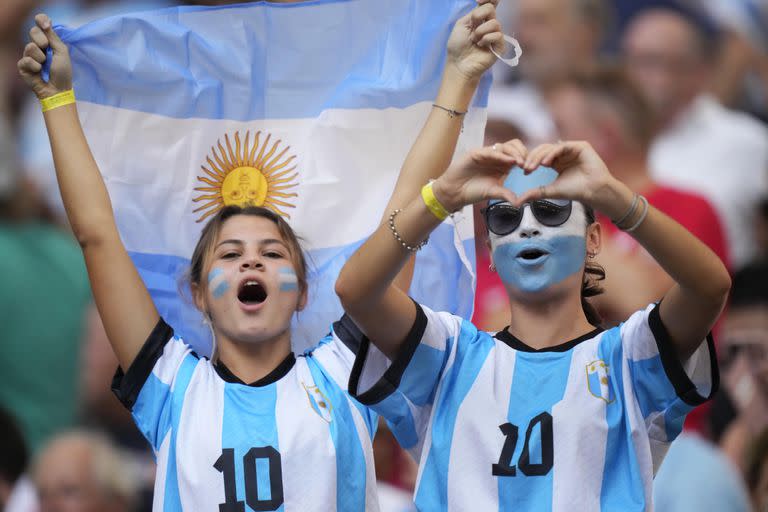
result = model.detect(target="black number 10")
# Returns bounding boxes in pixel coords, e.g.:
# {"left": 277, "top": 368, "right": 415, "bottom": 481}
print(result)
{"left": 492, "top": 412, "right": 554, "bottom": 477}
{"left": 214, "top": 447, "right": 284, "bottom": 511}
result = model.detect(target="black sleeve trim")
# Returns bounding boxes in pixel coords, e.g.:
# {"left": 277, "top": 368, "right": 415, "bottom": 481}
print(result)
{"left": 111, "top": 318, "right": 176, "bottom": 410}
{"left": 348, "top": 300, "right": 428, "bottom": 406}
{"left": 333, "top": 314, "right": 366, "bottom": 355}
{"left": 647, "top": 304, "right": 720, "bottom": 407}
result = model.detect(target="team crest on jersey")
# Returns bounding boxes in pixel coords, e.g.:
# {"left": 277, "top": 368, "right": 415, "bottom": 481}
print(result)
{"left": 586, "top": 360, "right": 615, "bottom": 403}
{"left": 302, "top": 382, "right": 333, "bottom": 423}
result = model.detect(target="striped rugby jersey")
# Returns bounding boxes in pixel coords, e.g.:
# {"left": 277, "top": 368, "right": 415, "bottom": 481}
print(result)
{"left": 113, "top": 318, "right": 379, "bottom": 511}
{"left": 349, "top": 302, "right": 717, "bottom": 511}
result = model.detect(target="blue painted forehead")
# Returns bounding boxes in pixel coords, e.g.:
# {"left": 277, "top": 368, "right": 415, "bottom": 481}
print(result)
{"left": 489, "top": 166, "right": 559, "bottom": 204}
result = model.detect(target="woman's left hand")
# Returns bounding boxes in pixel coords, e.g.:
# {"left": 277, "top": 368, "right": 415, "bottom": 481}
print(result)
{"left": 516, "top": 141, "right": 631, "bottom": 219}
{"left": 446, "top": 0, "right": 504, "bottom": 82}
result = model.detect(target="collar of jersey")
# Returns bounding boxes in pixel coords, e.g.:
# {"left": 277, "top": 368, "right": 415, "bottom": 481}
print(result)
{"left": 214, "top": 353, "right": 296, "bottom": 386}
{"left": 494, "top": 327, "right": 604, "bottom": 353}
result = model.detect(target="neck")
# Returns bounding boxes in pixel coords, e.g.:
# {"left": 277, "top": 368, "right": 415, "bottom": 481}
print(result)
{"left": 605, "top": 152, "right": 655, "bottom": 194}
{"left": 215, "top": 330, "right": 292, "bottom": 384}
{"left": 506, "top": 286, "right": 594, "bottom": 350}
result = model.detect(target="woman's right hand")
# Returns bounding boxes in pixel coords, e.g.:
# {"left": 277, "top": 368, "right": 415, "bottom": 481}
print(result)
{"left": 432, "top": 139, "right": 527, "bottom": 212}
{"left": 17, "top": 13, "right": 72, "bottom": 100}
{"left": 446, "top": 0, "right": 504, "bottom": 82}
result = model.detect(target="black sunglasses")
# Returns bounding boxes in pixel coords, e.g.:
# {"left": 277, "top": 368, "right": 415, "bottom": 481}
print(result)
{"left": 483, "top": 200, "right": 573, "bottom": 236}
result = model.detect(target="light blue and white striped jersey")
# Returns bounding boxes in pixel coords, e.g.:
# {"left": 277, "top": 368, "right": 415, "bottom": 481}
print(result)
{"left": 349, "top": 302, "right": 717, "bottom": 511}
{"left": 113, "top": 318, "right": 379, "bottom": 511}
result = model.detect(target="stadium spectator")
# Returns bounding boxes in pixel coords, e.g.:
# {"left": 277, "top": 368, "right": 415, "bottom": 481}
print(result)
{"left": 0, "top": 118, "right": 91, "bottom": 453}
{"left": 487, "top": 0, "right": 613, "bottom": 144}
{"left": 0, "top": 406, "right": 37, "bottom": 512}
{"left": 622, "top": 5, "right": 768, "bottom": 269}
{"left": 546, "top": 67, "right": 730, "bottom": 327}
{"left": 716, "top": 263, "right": 768, "bottom": 472}
{"left": 747, "top": 428, "right": 768, "bottom": 512}
{"left": 697, "top": 0, "right": 768, "bottom": 122}
{"left": 33, "top": 430, "right": 140, "bottom": 512}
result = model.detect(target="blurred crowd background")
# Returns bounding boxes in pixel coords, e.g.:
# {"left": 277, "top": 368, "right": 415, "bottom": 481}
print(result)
{"left": 1, "top": 1, "right": 767, "bottom": 511}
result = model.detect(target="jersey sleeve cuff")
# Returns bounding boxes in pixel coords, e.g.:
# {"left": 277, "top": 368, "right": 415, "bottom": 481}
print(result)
{"left": 648, "top": 304, "right": 719, "bottom": 406}
{"left": 333, "top": 313, "right": 366, "bottom": 355}
{"left": 348, "top": 300, "right": 428, "bottom": 405}
{"left": 111, "top": 318, "right": 175, "bottom": 410}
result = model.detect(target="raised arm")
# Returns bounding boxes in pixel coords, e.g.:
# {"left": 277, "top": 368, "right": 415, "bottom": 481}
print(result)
{"left": 336, "top": 141, "right": 524, "bottom": 359}
{"left": 517, "top": 141, "right": 731, "bottom": 360}
{"left": 18, "top": 14, "right": 158, "bottom": 369}
{"left": 385, "top": 0, "right": 503, "bottom": 290}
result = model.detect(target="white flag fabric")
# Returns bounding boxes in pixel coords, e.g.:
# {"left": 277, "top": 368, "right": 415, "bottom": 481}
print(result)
{"left": 54, "top": 0, "right": 491, "bottom": 353}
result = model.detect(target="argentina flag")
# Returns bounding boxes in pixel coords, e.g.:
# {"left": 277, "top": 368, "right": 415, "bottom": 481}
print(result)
{"left": 53, "top": 0, "right": 491, "bottom": 353}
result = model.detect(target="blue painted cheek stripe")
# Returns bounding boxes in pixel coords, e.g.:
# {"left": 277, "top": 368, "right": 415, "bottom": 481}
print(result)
{"left": 212, "top": 280, "right": 229, "bottom": 299}
{"left": 493, "top": 235, "right": 586, "bottom": 293}
{"left": 278, "top": 267, "right": 298, "bottom": 292}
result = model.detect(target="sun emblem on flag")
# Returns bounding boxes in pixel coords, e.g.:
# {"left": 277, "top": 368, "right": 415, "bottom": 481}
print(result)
{"left": 192, "top": 131, "right": 298, "bottom": 222}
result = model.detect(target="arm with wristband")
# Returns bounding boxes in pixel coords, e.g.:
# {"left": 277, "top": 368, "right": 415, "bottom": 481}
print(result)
{"left": 383, "top": 0, "right": 503, "bottom": 291}
{"left": 18, "top": 14, "right": 158, "bottom": 371}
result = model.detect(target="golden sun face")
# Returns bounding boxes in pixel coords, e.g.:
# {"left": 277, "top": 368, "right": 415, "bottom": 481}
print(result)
{"left": 192, "top": 131, "right": 298, "bottom": 222}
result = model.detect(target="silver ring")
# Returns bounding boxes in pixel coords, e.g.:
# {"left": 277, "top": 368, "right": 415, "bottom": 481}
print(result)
{"left": 492, "top": 143, "right": 498, "bottom": 151}
{"left": 539, "top": 185, "right": 546, "bottom": 197}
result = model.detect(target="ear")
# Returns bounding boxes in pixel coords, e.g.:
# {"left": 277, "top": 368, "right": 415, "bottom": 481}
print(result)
{"left": 586, "top": 221, "right": 602, "bottom": 258}
{"left": 296, "top": 288, "right": 309, "bottom": 312}
{"left": 191, "top": 282, "right": 207, "bottom": 314}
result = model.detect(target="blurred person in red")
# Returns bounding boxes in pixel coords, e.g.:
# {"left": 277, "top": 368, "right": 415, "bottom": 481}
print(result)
{"left": 622, "top": 4, "right": 768, "bottom": 270}
{"left": 546, "top": 67, "right": 730, "bottom": 324}
{"left": 487, "top": 0, "right": 613, "bottom": 144}
{"left": 33, "top": 430, "right": 140, "bottom": 512}
{"left": 546, "top": 67, "right": 730, "bottom": 434}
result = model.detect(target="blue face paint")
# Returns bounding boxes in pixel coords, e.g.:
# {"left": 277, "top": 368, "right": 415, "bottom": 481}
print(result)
{"left": 493, "top": 235, "right": 586, "bottom": 293}
{"left": 493, "top": 165, "right": 560, "bottom": 201}
{"left": 278, "top": 267, "right": 298, "bottom": 292}
{"left": 207, "top": 267, "right": 230, "bottom": 299}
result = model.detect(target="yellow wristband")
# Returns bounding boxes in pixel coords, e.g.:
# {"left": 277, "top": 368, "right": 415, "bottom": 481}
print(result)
{"left": 421, "top": 181, "right": 451, "bottom": 221}
{"left": 40, "top": 90, "right": 76, "bottom": 112}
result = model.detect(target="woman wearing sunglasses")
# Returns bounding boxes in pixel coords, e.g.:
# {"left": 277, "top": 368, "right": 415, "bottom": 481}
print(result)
{"left": 336, "top": 140, "right": 727, "bottom": 510}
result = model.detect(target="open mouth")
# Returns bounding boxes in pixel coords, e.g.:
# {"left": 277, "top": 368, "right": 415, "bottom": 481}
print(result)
{"left": 517, "top": 248, "right": 549, "bottom": 261}
{"left": 237, "top": 280, "right": 268, "bottom": 305}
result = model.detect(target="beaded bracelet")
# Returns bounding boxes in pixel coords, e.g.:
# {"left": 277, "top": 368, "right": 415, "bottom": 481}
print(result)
{"left": 388, "top": 209, "right": 428, "bottom": 252}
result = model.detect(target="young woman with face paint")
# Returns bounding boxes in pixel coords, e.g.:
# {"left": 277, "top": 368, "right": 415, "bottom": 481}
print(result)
{"left": 336, "top": 140, "right": 729, "bottom": 511}
{"left": 17, "top": 3, "right": 505, "bottom": 510}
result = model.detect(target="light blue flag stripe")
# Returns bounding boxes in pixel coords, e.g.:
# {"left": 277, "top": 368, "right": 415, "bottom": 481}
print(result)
{"left": 57, "top": 0, "right": 490, "bottom": 121}
{"left": 59, "top": 0, "right": 488, "bottom": 354}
